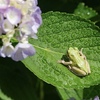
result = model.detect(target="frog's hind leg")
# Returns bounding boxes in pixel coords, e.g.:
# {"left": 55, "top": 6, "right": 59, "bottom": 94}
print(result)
{"left": 69, "top": 66, "right": 87, "bottom": 76}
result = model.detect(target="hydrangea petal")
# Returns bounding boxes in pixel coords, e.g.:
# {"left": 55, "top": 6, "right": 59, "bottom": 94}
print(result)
{"left": 0, "top": 27, "right": 3, "bottom": 35}
{"left": 30, "top": 33, "right": 38, "bottom": 39}
{"left": 11, "top": 43, "right": 36, "bottom": 61}
{"left": 2, "top": 19, "right": 14, "bottom": 32}
{"left": 0, "top": 0, "right": 9, "bottom": 9}
{"left": 32, "top": 24, "right": 38, "bottom": 33}
{"left": 5, "top": 7, "right": 22, "bottom": 25}
{"left": 0, "top": 13, "right": 4, "bottom": 25}
{"left": 15, "top": 0, "right": 26, "bottom": 4}
{"left": 31, "top": 0, "right": 38, "bottom": 7}
{"left": 31, "top": 7, "right": 42, "bottom": 29}
{"left": 94, "top": 96, "right": 99, "bottom": 100}
{"left": 34, "top": 0, "right": 38, "bottom": 6}
{"left": 33, "top": 13, "right": 42, "bottom": 27}
{"left": 17, "top": 35, "right": 28, "bottom": 43}
{"left": 34, "top": 6, "right": 42, "bottom": 14}
{"left": 19, "top": 22, "right": 33, "bottom": 36}
{"left": 0, "top": 43, "right": 14, "bottom": 57}
{"left": 21, "top": 15, "right": 33, "bottom": 23}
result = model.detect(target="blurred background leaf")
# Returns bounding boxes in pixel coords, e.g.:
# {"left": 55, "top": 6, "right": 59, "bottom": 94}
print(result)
{"left": 0, "top": 90, "right": 12, "bottom": 100}
{"left": 0, "top": 58, "right": 38, "bottom": 100}
{"left": 38, "top": 0, "right": 100, "bottom": 13}
{"left": 83, "top": 84, "right": 100, "bottom": 100}
{"left": 57, "top": 88, "right": 83, "bottom": 100}
{"left": 74, "top": 2, "right": 98, "bottom": 19}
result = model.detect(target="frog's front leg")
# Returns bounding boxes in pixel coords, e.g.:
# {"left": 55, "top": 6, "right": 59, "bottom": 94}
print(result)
{"left": 69, "top": 66, "right": 87, "bottom": 76}
{"left": 58, "top": 60, "right": 72, "bottom": 65}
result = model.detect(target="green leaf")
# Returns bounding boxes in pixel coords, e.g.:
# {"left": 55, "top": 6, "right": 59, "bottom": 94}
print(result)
{"left": 57, "top": 88, "right": 83, "bottom": 100}
{"left": 0, "top": 90, "right": 12, "bottom": 100}
{"left": 74, "top": 3, "right": 98, "bottom": 19}
{"left": 23, "top": 11, "right": 100, "bottom": 89}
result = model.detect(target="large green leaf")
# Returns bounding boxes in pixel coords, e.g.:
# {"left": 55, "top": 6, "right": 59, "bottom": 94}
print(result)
{"left": 23, "top": 11, "right": 100, "bottom": 89}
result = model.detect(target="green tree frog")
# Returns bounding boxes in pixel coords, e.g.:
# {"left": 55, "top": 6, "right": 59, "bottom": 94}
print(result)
{"left": 58, "top": 47, "right": 91, "bottom": 76}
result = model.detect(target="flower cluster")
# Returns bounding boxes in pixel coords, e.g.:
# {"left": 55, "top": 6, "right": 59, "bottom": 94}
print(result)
{"left": 94, "top": 96, "right": 99, "bottom": 100}
{"left": 0, "top": 0, "right": 42, "bottom": 61}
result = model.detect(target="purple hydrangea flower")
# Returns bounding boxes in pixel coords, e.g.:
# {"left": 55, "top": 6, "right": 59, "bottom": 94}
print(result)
{"left": 0, "top": 27, "right": 3, "bottom": 35}
{"left": 2, "top": 19, "right": 14, "bottom": 32}
{"left": 15, "top": 0, "right": 26, "bottom": 4}
{"left": 19, "top": 19, "right": 35, "bottom": 36}
{"left": 11, "top": 43, "right": 36, "bottom": 61}
{"left": 0, "top": 0, "right": 42, "bottom": 61}
{"left": 4, "top": 7, "right": 22, "bottom": 25}
{"left": 94, "top": 96, "right": 99, "bottom": 100}
{"left": 0, "top": 42, "right": 14, "bottom": 57}
{"left": 32, "top": 7, "right": 42, "bottom": 26}
{"left": 0, "top": 13, "right": 4, "bottom": 25}
{"left": 0, "top": 0, "right": 10, "bottom": 10}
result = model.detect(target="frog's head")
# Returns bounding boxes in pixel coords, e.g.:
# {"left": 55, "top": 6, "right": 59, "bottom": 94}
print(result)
{"left": 67, "top": 47, "right": 79, "bottom": 60}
